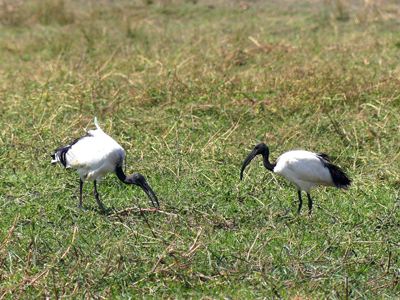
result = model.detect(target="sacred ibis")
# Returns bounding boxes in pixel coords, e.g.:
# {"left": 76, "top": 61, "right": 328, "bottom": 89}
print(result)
{"left": 240, "top": 143, "right": 351, "bottom": 215}
{"left": 51, "top": 117, "right": 159, "bottom": 214}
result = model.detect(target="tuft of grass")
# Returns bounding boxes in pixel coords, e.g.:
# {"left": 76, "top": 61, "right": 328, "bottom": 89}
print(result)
{"left": 33, "top": 0, "right": 75, "bottom": 25}
{"left": 0, "top": 0, "right": 74, "bottom": 27}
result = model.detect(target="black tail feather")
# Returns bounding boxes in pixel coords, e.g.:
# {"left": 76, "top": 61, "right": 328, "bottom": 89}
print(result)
{"left": 52, "top": 136, "right": 87, "bottom": 168}
{"left": 327, "top": 163, "right": 351, "bottom": 188}
{"left": 53, "top": 145, "right": 71, "bottom": 168}
{"left": 317, "top": 153, "right": 351, "bottom": 188}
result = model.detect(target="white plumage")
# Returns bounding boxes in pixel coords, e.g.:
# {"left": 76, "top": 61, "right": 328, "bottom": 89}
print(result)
{"left": 274, "top": 150, "right": 337, "bottom": 193}
{"left": 240, "top": 143, "right": 351, "bottom": 214}
{"left": 54, "top": 118, "right": 125, "bottom": 183}
{"left": 51, "top": 117, "right": 159, "bottom": 214}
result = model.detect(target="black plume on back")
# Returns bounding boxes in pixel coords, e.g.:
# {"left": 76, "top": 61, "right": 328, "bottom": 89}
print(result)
{"left": 316, "top": 153, "right": 330, "bottom": 162}
{"left": 52, "top": 145, "right": 71, "bottom": 167}
{"left": 51, "top": 136, "right": 89, "bottom": 168}
{"left": 317, "top": 153, "right": 351, "bottom": 188}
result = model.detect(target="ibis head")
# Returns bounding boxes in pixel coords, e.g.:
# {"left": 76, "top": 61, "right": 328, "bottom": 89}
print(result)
{"left": 240, "top": 143, "right": 273, "bottom": 180}
{"left": 125, "top": 173, "right": 160, "bottom": 208}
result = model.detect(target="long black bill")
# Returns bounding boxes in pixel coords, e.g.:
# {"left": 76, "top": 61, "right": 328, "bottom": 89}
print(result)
{"left": 140, "top": 181, "right": 160, "bottom": 208}
{"left": 240, "top": 149, "right": 259, "bottom": 180}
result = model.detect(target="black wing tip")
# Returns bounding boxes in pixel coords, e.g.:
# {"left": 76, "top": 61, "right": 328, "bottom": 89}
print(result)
{"left": 327, "top": 163, "right": 351, "bottom": 188}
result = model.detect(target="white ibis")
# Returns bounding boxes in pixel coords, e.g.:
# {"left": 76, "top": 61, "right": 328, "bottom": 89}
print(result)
{"left": 51, "top": 117, "right": 159, "bottom": 214}
{"left": 240, "top": 143, "right": 351, "bottom": 215}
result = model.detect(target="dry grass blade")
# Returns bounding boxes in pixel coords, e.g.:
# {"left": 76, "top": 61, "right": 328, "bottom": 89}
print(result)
{"left": 0, "top": 214, "right": 19, "bottom": 251}
{"left": 152, "top": 237, "right": 178, "bottom": 272}
{"left": 367, "top": 251, "right": 392, "bottom": 285}
{"left": 314, "top": 235, "right": 340, "bottom": 262}
{"left": 188, "top": 227, "right": 203, "bottom": 253}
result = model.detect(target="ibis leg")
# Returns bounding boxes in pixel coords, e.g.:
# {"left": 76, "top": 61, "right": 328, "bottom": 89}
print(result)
{"left": 78, "top": 179, "right": 83, "bottom": 208}
{"left": 307, "top": 193, "right": 313, "bottom": 215}
{"left": 297, "top": 190, "right": 302, "bottom": 214}
{"left": 93, "top": 180, "right": 105, "bottom": 215}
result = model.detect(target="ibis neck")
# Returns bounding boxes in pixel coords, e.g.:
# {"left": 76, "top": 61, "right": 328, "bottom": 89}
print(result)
{"left": 262, "top": 152, "right": 276, "bottom": 172}
{"left": 115, "top": 166, "right": 129, "bottom": 184}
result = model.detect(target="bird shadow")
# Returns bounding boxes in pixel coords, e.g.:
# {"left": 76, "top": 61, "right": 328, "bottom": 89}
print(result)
{"left": 273, "top": 200, "right": 339, "bottom": 224}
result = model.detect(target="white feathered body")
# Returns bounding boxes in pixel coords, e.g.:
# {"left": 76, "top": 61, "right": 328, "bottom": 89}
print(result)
{"left": 51, "top": 118, "right": 125, "bottom": 183}
{"left": 273, "top": 150, "right": 336, "bottom": 193}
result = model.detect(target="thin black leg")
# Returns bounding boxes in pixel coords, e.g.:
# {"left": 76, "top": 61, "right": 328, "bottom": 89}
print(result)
{"left": 297, "top": 190, "right": 302, "bottom": 214}
{"left": 93, "top": 180, "right": 105, "bottom": 215}
{"left": 307, "top": 193, "right": 313, "bottom": 215}
{"left": 78, "top": 179, "right": 83, "bottom": 208}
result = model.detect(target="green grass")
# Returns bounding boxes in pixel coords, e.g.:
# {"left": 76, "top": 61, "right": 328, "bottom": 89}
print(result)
{"left": 1, "top": 0, "right": 400, "bottom": 298}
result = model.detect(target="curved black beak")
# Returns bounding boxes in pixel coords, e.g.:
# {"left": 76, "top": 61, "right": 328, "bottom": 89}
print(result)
{"left": 240, "top": 148, "right": 259, "bottom": 180}
{"left": 139, "top": 181, "right": 160, "bottom": 208}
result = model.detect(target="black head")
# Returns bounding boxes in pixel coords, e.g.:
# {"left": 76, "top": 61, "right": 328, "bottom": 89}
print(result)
{"left": 240, "top": 143, "right": 270, "bottom": 180}
{"left": 126, "top": 173, "right": 160, "bottom": 208}
{"left": 252, "top": 143, "right": 269, "bottom": 154}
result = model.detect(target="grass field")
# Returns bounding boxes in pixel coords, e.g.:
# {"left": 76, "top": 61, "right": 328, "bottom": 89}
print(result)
{"left": 1, "top": 0, "right": 400, "bottom": 298}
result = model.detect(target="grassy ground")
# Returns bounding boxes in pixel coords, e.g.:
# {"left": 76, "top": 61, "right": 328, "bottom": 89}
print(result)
{"left": 1, "top": 0, "right": 400, "bottom": 298}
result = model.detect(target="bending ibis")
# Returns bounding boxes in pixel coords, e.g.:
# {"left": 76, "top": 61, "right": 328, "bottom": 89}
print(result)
{"left": 51, "top": 117, "right": 159, "bottom": 214}
{"left": 240, "top": 143, "right": 351, "bottom": 215}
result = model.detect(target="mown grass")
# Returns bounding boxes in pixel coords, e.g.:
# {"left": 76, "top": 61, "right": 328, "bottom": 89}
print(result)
{"left": 1, "top": 0, "right": 400, "bottom": 298}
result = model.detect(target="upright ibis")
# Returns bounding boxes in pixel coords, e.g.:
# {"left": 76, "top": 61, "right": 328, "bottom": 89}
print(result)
{"left": 240, "top": 143, "right": 351, "bottom": 215}
{"left": 51, "top": 117, "right": 159, "bottom": 214}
